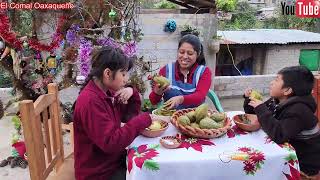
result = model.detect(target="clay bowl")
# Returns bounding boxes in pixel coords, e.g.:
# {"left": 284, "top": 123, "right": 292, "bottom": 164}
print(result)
{"left": 160, "top": 136, "right": 181, "bottom": 149}
{"left": 233, "top": 114, "right": 261, "bottom": 132}
{"left": 141, "top": 120, "right": 169, "bottom": 138}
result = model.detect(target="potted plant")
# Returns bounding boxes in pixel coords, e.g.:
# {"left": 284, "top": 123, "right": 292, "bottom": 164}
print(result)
{"left": 209, "top": 35, "right": 222, "bottom": 53}
{"left": 180, "top": 24, "right": 200, "bottom": 37}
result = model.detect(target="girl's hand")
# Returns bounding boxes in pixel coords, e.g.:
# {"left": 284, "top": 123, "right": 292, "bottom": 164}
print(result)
{"left": 248, "top": 97, "right": 263, "bottom": 108}
{"left": 244, "top": 88, "right": 252, "bottom": 98}
{"left": 153, "top": 83, "right": 170, "bottom": 96}
{"left": 164, "top": 96, "right": 184, "bottom": 109}
{"left": 115, "top": 87, "right": 133, "bottom": 104}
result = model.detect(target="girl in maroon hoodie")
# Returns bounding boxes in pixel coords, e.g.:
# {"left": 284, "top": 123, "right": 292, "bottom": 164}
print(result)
{"left": 73, "top": 47, "right": 152, "bottom": 180}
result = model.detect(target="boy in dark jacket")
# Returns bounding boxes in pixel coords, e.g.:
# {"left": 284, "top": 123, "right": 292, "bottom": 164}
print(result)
{"left": 244, "top": 66, "right": 320, "bottom": 178}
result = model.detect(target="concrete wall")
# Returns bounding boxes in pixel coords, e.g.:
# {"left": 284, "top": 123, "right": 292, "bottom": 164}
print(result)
{"left": 214, "top": 74, "right": 276, "bottom": 98}
{"left": 263, "top": 44, "right": 320, "bottom": 74}
{"left": 137, "top": 11, "right": 217, "bottom": 97}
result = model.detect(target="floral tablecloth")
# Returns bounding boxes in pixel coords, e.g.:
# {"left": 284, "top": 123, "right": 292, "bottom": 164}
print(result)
{"left": 126, "top": 111, "right": 300, "bottom": 180}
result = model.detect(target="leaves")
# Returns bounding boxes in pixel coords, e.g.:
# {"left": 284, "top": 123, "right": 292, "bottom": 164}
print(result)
{"left": 11, "top": 116, "right": 21, "bottom": 130}
{"left": 285, "top": 153, "right": 298, "bottom": 163}
{"left": 217, "top": 0, "right": 237, "bottom": 12}
{"left": 143, "top": 160, "right": 160, "bottom": 171}
{"left": 148, "top": 144, "right": 160, "bottom": 150}
{"left": 154, "top": 0, "right": 177, "bottom": 9}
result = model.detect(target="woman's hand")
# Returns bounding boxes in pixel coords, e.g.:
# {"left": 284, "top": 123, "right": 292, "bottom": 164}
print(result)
{"left": 248, "top": 97, "right": 263, "bottom": 108}
{"left": 153, "top": 83, "right": 170, "bottom": 96}
{"left": 164, "top": 96, "right": 184, "bottom": 109}
{"left": 115, "top": 87, "right": 133, "bottom": 104}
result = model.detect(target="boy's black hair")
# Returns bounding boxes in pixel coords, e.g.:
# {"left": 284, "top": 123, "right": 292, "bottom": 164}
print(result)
{"left": 278, "top": 66, "right": 314, "bottom": 96}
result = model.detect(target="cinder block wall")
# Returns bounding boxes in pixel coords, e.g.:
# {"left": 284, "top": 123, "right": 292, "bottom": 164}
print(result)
{"left": 264, "top": 44, "right": 320, "bottom": 74}
{"left": 214, "top": 75, "right": 276, "bottom": 98}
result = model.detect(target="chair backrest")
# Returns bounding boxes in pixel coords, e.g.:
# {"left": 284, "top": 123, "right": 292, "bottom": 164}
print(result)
{"left": 207, "top": 89, "right": 224, "bottom": 112}
{"left": 19, "top": 83, "right": 64, "bottom": 180}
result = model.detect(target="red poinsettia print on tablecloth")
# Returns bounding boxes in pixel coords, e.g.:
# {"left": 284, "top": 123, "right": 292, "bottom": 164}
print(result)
{"left": 127, "top": 144, "right": 160, "bottom": 173}
{"left": 227, "top": 125, "right": 248, "bottom": 138}
{"left": 264, "top": 136, "right": 300, "bottom": 179}
{"left": 177, "top": 134, "right": 215, "bottom": 152}
{"left": 238, "top": 147, "right": 265, "bottom": 175}
{"left": 283, "top": 164, "right": 300, "bottom": 180}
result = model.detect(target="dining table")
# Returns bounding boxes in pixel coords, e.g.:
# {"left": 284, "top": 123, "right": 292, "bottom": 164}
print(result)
{"left": 126, "top": 111, "right": 300, "bottom": 180}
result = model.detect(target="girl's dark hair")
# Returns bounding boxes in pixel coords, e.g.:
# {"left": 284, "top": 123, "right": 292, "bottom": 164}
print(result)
{"left": 178, "top": 34, "right": 206, "bottom": 65}
{"left": 278, "top": 66, "right": 314, "bottom": 96}
{"left": 79, "top": 46, "right": 133, "bottom": 93}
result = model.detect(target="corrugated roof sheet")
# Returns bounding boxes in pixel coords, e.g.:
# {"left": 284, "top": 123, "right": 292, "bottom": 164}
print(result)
{"left": 217, "top": 29, "right": 320, "bottom": 45}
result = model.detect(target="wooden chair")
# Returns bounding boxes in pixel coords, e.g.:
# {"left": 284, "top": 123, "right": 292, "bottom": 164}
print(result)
{"left": 19, "top": 83, "right": 75, "bottom": 180}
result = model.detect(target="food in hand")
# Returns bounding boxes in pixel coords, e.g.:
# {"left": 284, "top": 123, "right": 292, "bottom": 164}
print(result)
{"left": 250, "top": 90, "right": 263, "bottom": 101}
{"left": 153, "top": 75, "right": 170, "bottom": 88}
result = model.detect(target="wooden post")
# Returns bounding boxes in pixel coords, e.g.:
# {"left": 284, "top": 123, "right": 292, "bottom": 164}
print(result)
{"left": 48, "top": 83, "right": 65, "bottom": 171}
{"left": 20, "top": 100, "right": 46, "bottom": 180}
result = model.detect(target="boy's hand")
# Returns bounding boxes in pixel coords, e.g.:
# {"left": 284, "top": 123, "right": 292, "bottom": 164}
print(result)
{"left": 248, "top": 97, "right": 263, "bottom": 108}
{"left": 244, "top": 88, "right": 252, "bottom": 98}
{"left": 153, "top": 83, "right": 170, "bottom": 96}
{"left": 115, "top": 87, "right": 133, "bottom": 104}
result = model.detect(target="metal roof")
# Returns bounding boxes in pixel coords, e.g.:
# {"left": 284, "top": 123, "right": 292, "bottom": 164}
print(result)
{"left": 217, "top": 29, "right": 320, "bottom": 45}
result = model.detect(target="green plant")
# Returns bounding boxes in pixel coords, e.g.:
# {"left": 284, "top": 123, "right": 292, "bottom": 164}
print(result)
{"left": 0, "top": 66, "right": 13, "bottom": 88}
{"left": 219, "top": 1, "right": 260, "bottom": 30}
{"left": 217, "top": 0, "right": 237, "bottom": 12}
{"left": 154, "top": 0, "right": 177, "bottom": 9}
{"left": 181, "top": 24, "right": 195, "bottom": 32}
{"left": 262, "top": 6, "right": 318, "bottom": 32}
{"left": 180, "top": 24, "right": 200, "bottom": 36}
